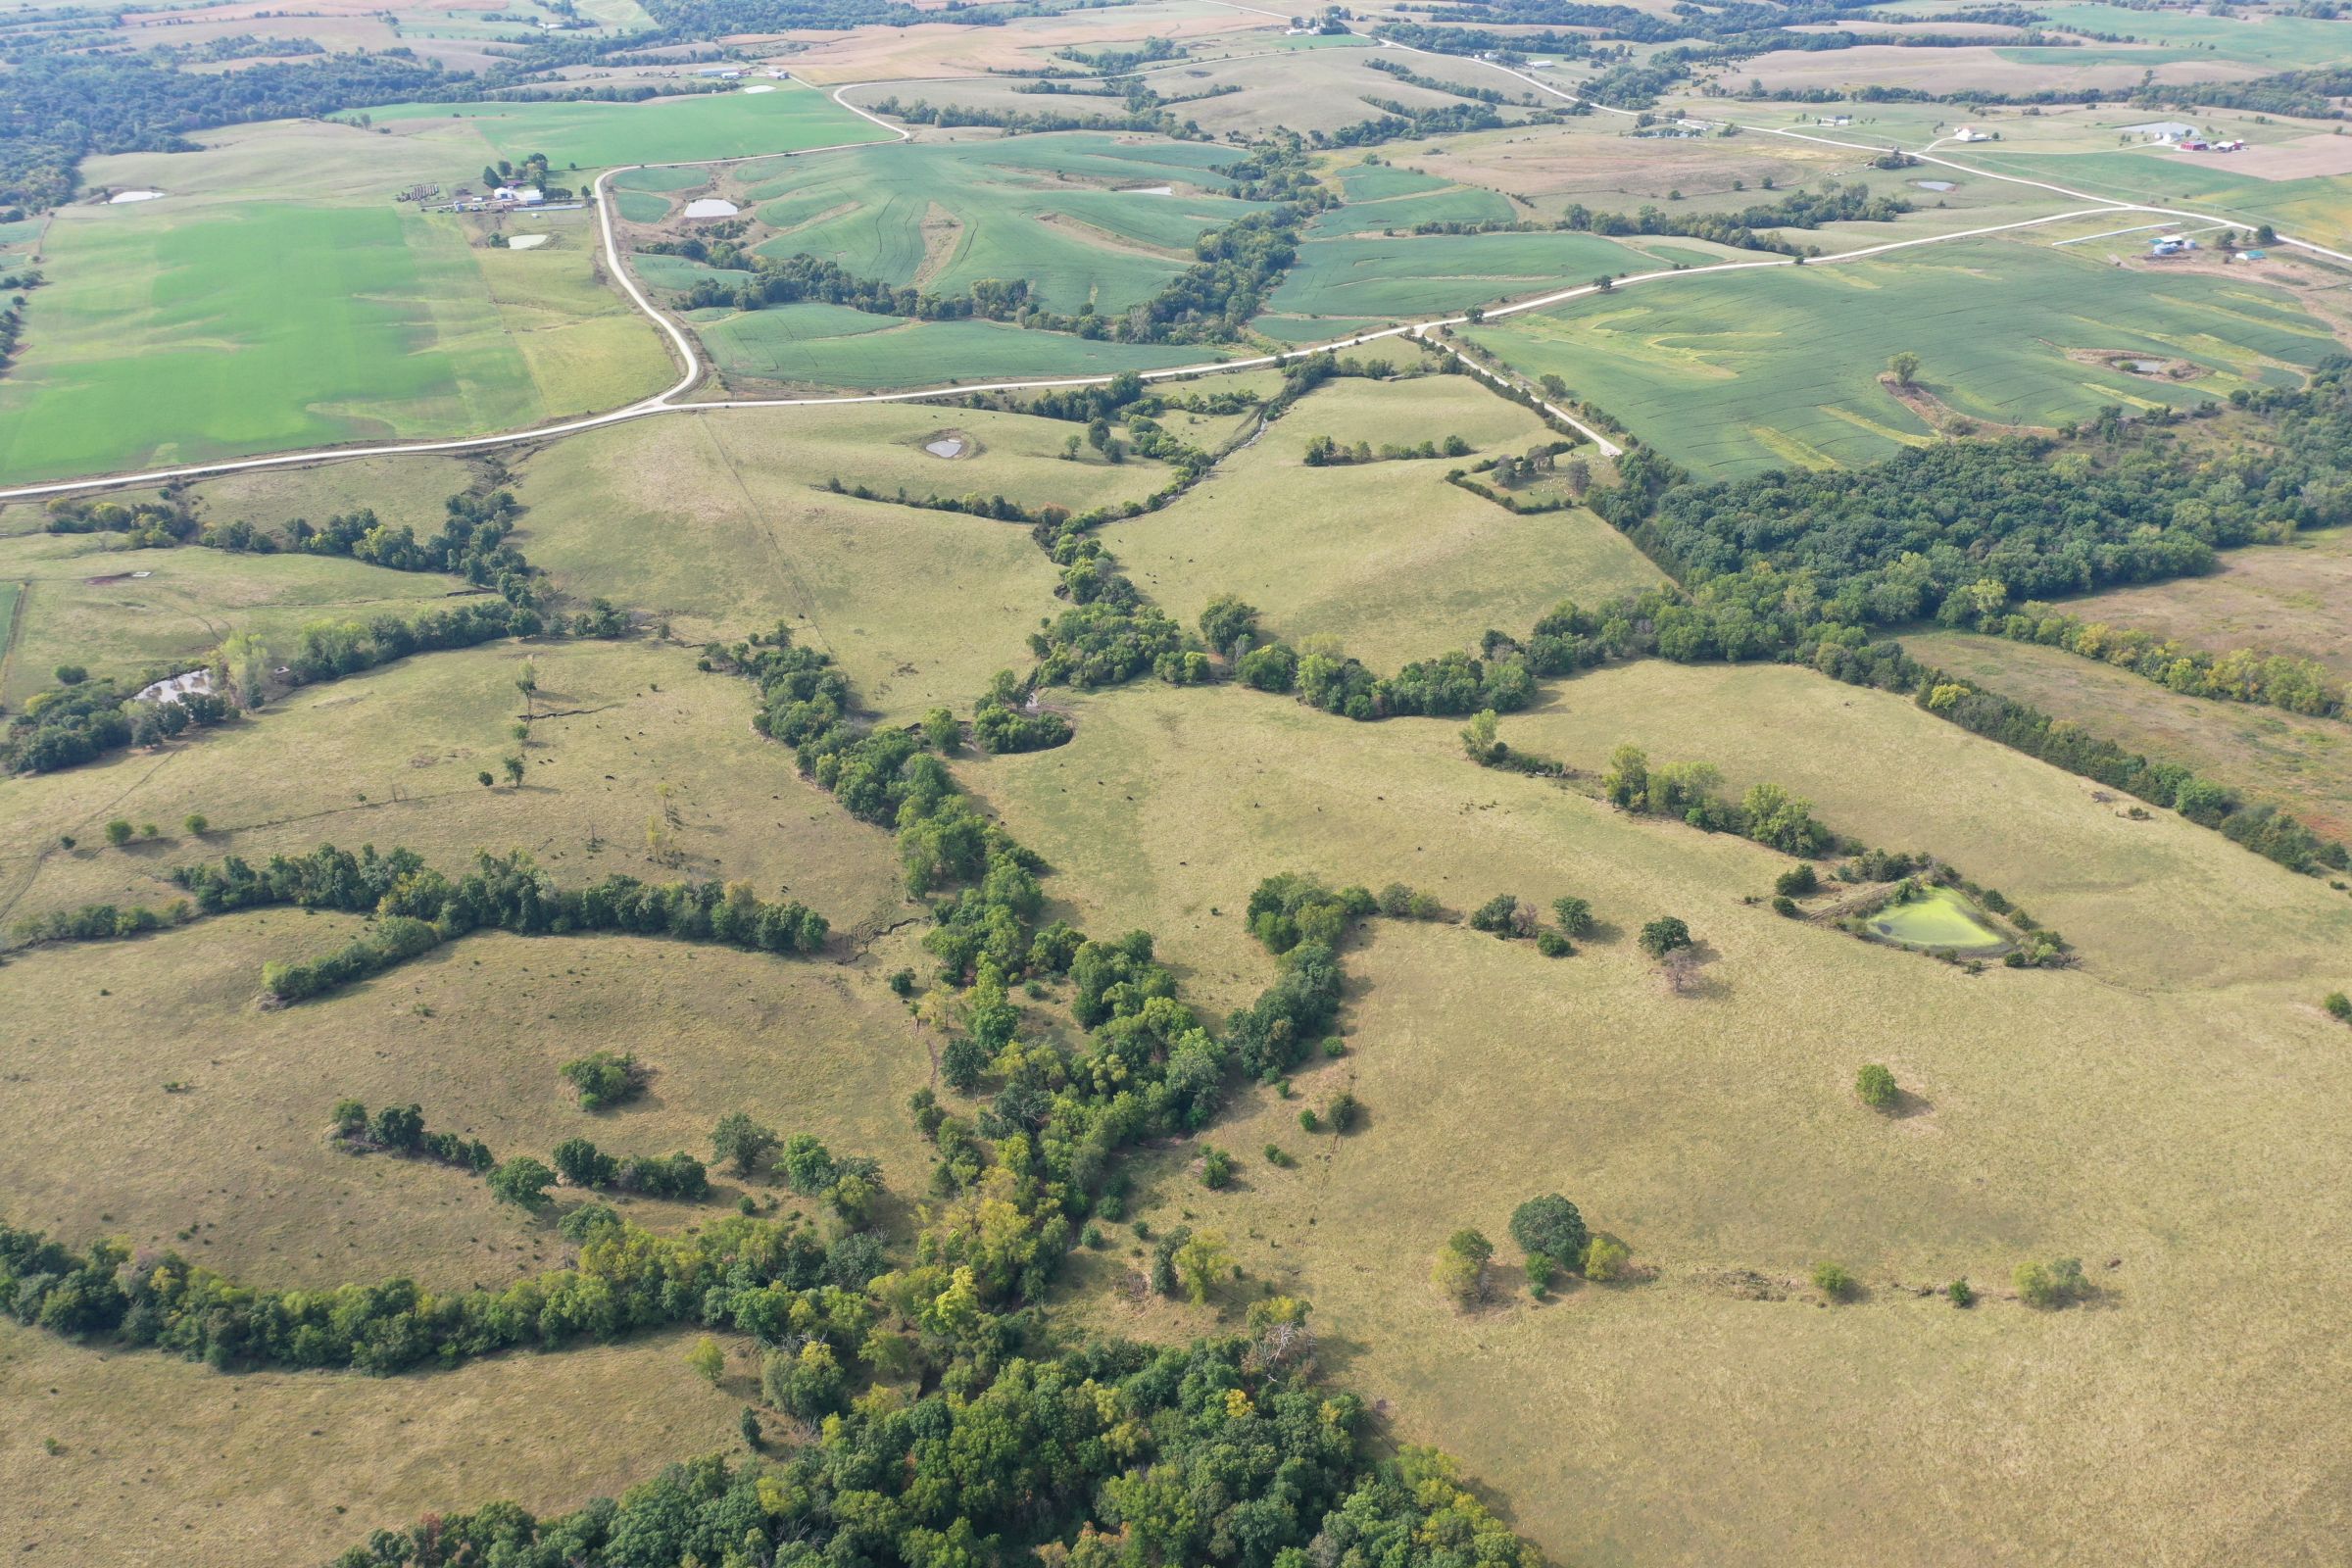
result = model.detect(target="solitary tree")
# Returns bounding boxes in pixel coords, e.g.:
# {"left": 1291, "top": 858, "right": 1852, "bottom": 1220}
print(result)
{"left": 1433, "top": 1228, "right": 1494, "bottom": 1309}
{"left": 1855, "top": 1062, "right": 1900, "bottom": 1110}
{"left": 687, "top": 1335, "right": 726, "bottom": 1387}
{"left": 1639, "top": 916, "right": 1693, "bottom": 957}
{"left": 502, "top": 754, "right": 525, "bottom": 788}
{"left": 1508, "top": 1194, "right": 1590, "bottom": 1271}
{"left": 1583, "top": 1233, "right": 1632, "bottom": 1282}
{"left": 1551, "top": 895, "right": 1594, "bottom": 938}
{"left": 1812, "top": 1261, "right": 1858, "bottom": 1301}
{"left": 1887, "top": 351, "right": 1922, "bottom": 387}
{"left": 711, "top": 1111, "right": 778, "bottom": 1177}
{"left": 1172, "top": 1229, "right": 1233, "bottom": 1305}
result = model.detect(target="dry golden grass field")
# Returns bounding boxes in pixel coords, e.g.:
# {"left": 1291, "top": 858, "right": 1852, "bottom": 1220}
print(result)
{"left": 0, "top": 910, "right": 934, "bottom": 1292}
{"left": 1110, "top": 374, "right": 1664, "bottom": 669}
{"left": 0, "top": 637, "right": 909, "bottom": 939}
{"left": 0, "top": 1320, "right": 746, "bottom": 1568}
{"left": 956, "top": 675, "right": 2352, "bottom": 1566}
{"left": 506, "top": 410, "right": 1140, "bottom": 718}
{"left": 1903, "top": 629, "right": 2352, "bottom": 841}
{"left": 2043, "top": 526, "right": 2352, "bottom": 682}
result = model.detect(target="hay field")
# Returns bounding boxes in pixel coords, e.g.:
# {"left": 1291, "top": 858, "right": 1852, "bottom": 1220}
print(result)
{"left": 727, "top": 135, "right": 1255, "bottom": 318}
{"left": 507, "top": 413, "right": 1079, "bottom": 715}
{"left": 1462, "top": 235, "right": 2337, "bottom": 475}
{"left": 1717, "top": 40, "right": 2263, "bottom": 96}
{"left": 0, "top": 636, "right": 909, "bottom": 938}
{"left": 1109, "top": 374, "right": 1664, "bottom": 668}
{"left": 0, "top": 910, "right": 933, "bottom": 1291}
{"left": 1905, "top": 628, "right": 2352, "bottom": 840}
{"left": 0, "top": 121, "right": 668, "bottom": 483}
{"left": 956, "top": 677, "right": 2352, "bottom": 1565}
{"left": 776, "top": 0, "right": 1257, "bottom": 84}
{"left": 0, "top": 533, "right": 463, "bottom": 708}
{"left": 2039, "top": 526, "right": 2352, "bottom": 681}
{"left": 0, "top": 1320, "right": 745, "bottom": 1568}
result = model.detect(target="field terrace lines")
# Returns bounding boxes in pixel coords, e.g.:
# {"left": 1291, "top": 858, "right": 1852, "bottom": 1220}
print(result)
{"left": 5, "top": 59, "right": 2349, "bottom": 498}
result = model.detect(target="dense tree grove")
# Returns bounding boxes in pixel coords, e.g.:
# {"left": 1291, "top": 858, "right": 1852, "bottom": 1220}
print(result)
{"left": 169, "top": 844, "right": 827, "bottom": 1002}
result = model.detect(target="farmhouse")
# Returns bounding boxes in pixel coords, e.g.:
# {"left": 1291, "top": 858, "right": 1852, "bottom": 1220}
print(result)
{"left": 491, "top": 185, "right": 546, "bottom": 206}
{"left": 1951, "top": 125, "right": 1991, "bottom": 142}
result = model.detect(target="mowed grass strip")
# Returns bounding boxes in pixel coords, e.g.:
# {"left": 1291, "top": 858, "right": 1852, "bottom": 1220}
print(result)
{"left": 1462, "top": 236, "right": 2339, "bottom": 475}
{"left": 954, "top": 678, "right": 2352, "bottom": 1566}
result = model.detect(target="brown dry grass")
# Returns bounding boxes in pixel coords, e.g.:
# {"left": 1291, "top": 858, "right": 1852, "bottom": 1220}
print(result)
{"left": 0, "top": 909, "right": 936, "bottom": 1292}
{"left": 958, "top": 674, "right": 2352, "bottom": 1566}
{"left": 1904, "top": 627, "right": 2352, "bottom": 840}
{"left": 2049, "top": 526, "right": 2352, "bottom": 681}
{"left": 0, "top": 1320, "right": 748, "bottom": 1568}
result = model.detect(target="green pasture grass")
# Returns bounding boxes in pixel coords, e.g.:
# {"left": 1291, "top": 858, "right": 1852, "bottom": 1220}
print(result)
{"left": 1110, "top": 374, "right": 1661, "bottom": 668}
{"left": 1131, "top": 45, "right": 1510, "bottom": 139}
{"left": 954, "top": 676, "right": 2352, "bottom": 1565}
{"left": 689, "top": 304, "right": 1216, "bottom": 390}
{"left": 1332, "top": 162, "right": 1457, "bottom": 203}
{"left": 612, "top": 166, "right": 712, "bottom": 193}
{"left": 615, "top": 190, "right": 672, "bottom": 221}
{"left": 734, "top": 135, "right": 1256, "bottom": 317}
{"left": 0, "top": 533, "right": 460, "bottom": 708}
{"left": 0, "top": 910, "right": 932, "bottom": 1292}
{"left": 1904, "top": 627, "right": 2352, "bottom": 841}
{"left": 1863, "top": 882, "right": 2011, "bottom": 953}
{"left": 40, "top": 453, "right": 487, "bottom": 545}
{"left": 0, "top": 636, "right": 909, "bottom": 939}
{"left": 0, "top": 1320, "right": 745, "bottom": 1568}
{"left": 506, "top": 411, "right": 1091, "bottom": 716}
{"left": 1266, "top": 230, "right": 1661, "bottom": 318}
{"left": 368, "top": 81, "right": 888, "bottom": 172}
{"left": 1462, "top": 235, "right": 2337, "bottom": 476}
{"left": 1951, "top": 146, "right": 2352, "bottom": 247}
{"left": 2037, "top": 524, "right": 2352, "bottom": 682}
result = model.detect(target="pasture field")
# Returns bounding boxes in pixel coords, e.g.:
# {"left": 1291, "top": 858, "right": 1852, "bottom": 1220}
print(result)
{"left": 0, "top": 531, "right": 462, "bottom": 708}
{"left": 685, "top": 303, "right": 1217, "bottom": 389}
{"left": 1949, "top": 145, "right": 2352, "bottom": 249}
{"left": 2040, "top": 525, "right": 2352, "bottom": 682}
{"left": 726, "top": 135, "right": 1256, "bottom": 317}
{"left": 1904, "top": 628, "right": 2352, "bottom": 841}
{"left": 1109, "top": 373, "right": 1664, "bottom": 667}
{"left": 367, "top": 80, "right": 889, "bottom": 171}
{"left": 1462, "top": 235, "right": 2339, "bottom": 475}
{"left": 3, "top": 454, "right": 488, "bottom": 543}
{"left": 2034, "top": 1, "right": 2352, "bottom": 67}
{"left": 1267, "top": 229, "right": 1662, "bottom": 319}
{"left": 1712, "top": 40, "right": 2263, "bottom": 97}
{"left": 505, "top": 412, "right": 1083, "bottom": 715}
{"left": 0, "top": 635, "right": 910, "bottom": 937}
{"left": 956, "top": 676, "right": 2352, "bottom": 1566}
{"left": 0, "top": 121, "right": 669, "bottom": 482}
{"left": 0, "top": 1320, "right": 745, "bottom": 1568}
{"left": 0, "top": 910, "right": 932, "bottom": 1292}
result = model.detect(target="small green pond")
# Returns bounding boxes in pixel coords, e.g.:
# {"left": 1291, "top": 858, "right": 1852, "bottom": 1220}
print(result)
{"left": 1864, "top": 886, "right": 2010, "bottom": 956}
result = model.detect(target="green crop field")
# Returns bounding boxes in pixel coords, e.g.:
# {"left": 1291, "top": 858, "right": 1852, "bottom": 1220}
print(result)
{"left": 1110, "top": 373, "right": 1663, "bottom": 668}
{"left": 0, "top": 119, "right": 673, "bottom": 482}
{"left": 2034, "top": 2, "right": 2352, "bottom": 67}
{"left": 729, "top": 135, "right": 1256, "bottom": 317}
{"left": 1463, "top": 235, "right": 2340, "bottom": 475}
{"left": 687, "top": 303, "right": 1218, "bottom": 390}
{"left": 368, "top": 81, "right": 888, "bottom": 172}
{"left": 615, "top": 190, "right": 672, "bottom": 221}
{"left": 1952, "top": 145, "right": 2352, "bottom": 248}
{"left": 956, "top": 671, "right": 2352, "bottom": 1564}
{"left": 1266, "top": 230, "right": 1663, "bottom": 319}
